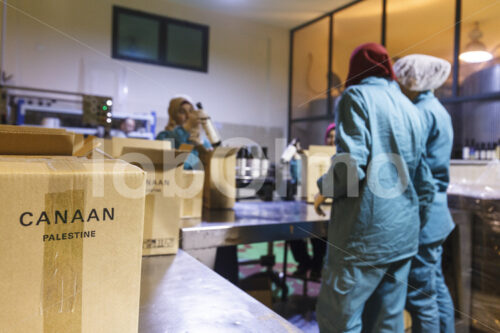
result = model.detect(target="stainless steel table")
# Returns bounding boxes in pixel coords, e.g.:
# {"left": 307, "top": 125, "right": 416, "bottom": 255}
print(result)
{"left": 139, "top": 250, "right": 301, "bottom": 333}
{"left": 181, "top": 201, "right": 330, "bottom": 250}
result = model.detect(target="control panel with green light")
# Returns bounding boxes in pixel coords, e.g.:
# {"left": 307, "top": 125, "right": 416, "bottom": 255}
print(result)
{"left": 82, "top": 94, "right": 113, "bottom": 131}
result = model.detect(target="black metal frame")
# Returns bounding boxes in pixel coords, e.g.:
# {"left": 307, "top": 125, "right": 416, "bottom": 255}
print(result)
{"left": 112, "top": 6, "right": 209, "bottom": 73}
{"left": 327, "top": 15, "right": 334, "bottom": 117}
{"left": 452, "top": 0, "right": 462, "bottom": 97}
{"left": 288, "top": 0, "right": 363, "bottom": 140}
{"left": 288, "top": 0, "right": 499, "bottom": 141}
{"left": 381, "top": 0, "right": 387, "bottom": 46}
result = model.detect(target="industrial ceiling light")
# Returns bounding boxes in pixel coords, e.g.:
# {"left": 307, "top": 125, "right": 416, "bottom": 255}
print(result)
{"left": 459, "top": 22, "right": 493, "bottom": 63}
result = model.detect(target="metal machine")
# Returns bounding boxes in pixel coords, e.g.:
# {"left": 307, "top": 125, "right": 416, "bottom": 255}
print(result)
{"left": 0, "top": 85, "right": 156, "bottom": 139}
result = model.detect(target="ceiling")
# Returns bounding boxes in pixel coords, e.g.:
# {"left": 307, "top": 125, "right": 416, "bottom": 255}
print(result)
{"left": 166, "top": 0, "right": 355, "bottom": 28}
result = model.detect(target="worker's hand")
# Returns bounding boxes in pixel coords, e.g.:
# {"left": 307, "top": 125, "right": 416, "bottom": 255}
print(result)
{"left": 197, "top": 109, "right": 209, "bottom": 120}
{"left": 314, "top": 193, "right": 327, "bottom": 217}
{"left": 196, "top": 144, "right": 213, "bottom": 153}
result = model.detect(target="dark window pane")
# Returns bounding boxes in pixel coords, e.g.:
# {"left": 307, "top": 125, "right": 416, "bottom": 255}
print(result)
{"left": 386, "top": 0, "right": 455, "bottom": 98}
{"left": 291, "top": 18, "right": 330, "bottom": 119}
{"left": 291, "top": 120, "right": 335, "bottom": 149}
{"left": 116, "top": 13, "right": 160, "bottom": 61}
{"left": 442, "top": 103, "right": 463, "bottom": 158}
{"left": 166, "top": 23, "right": 205, "bottom": 69}
{"left": 459, "top": 0, "right": 500, "bottom": 96}
{"left": 445, "top": 100, "right": 500, "bottom": 158}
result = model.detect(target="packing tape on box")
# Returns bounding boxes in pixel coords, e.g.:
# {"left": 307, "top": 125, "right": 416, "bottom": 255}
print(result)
{"left": 143, "top": 192, "right": 155, "bottom": 250}
{"left": 0, "top": 156, "right": 146, "bottom": 331}
{"left": 43, "top": 159, "right": 85, "bottom": 332}
{"left": 43, "top": 190, "right": 84, "bottom": 331}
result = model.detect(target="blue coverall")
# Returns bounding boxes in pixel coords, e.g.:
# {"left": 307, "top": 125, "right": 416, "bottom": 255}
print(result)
{"left": 406, "top": 90, "right": 455, "bottom": 333}
{"left": 156, "top": 129, "right": 176, "bottom": 147}
{"left": 157, "top": 126, "right": 212, "bottom": 170}
{"left": 316, "top": 77, "right": 435, "bottom": 333}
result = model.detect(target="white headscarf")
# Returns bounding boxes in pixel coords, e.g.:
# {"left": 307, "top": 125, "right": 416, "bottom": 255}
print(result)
{"left": 393, "top": 54, "right": 451, "bottom": 92}
{"left": 173, "top": 94, "right": 195, "bottom": 107}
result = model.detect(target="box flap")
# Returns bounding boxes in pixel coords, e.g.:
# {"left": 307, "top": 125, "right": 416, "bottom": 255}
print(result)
{"left": 209, "top": 146, "right": 239, "bottom": 159}
{"left": 73, "top": 134, "right": 85, "bottom": 153}
{"left": 0, "top": 124, "right": 68, "bottom": 134}
{"left": 308, "top": 145, "right": 336, "bottom": 155}
{"left": 110, "top": 137, "right": 172, "bottom": 158}
{"left": 179, "top": 143, "right": 194, "bottom": 151}
{"left": 74, "top": 136, "right": 101, "bottom": 157}
{"left": 0, "top": 125, "right": 75, "bottom": 156}
{"left": 120, "top": 146, "right": 191, "bottom": 167}
{"left": 0, "top": 155, "right": 144, "bottom": 175}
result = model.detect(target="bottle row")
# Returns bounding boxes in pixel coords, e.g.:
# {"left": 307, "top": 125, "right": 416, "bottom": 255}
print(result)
{"left": 462, "top": 139, "right": 500, "bottom": 160}
{"left": 236, "top": 146, "right": 270, "bottom": 179}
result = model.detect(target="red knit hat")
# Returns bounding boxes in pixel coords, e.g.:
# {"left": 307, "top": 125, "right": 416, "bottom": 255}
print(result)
{"left": 345, "top": 43, "right": 396, "bottom": 88}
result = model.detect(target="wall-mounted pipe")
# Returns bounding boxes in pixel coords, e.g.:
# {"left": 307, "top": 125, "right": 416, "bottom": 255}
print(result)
{"left": 0, "top": 84, "right": 84, "bottom": 97}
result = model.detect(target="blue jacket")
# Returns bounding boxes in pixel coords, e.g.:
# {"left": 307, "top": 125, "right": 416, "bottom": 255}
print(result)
{"left": 162, "top": 126, "right": 212, "bottom": 170}
{"left": 414, "top": 91, "right": 455, "bottom": 244}
{"left": 318, "top": 77, "right": 435, "bottom": 266}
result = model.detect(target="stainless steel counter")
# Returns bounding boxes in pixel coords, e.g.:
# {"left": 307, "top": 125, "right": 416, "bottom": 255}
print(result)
{"left": 181, "top": 201, "right": 330, "bottom": 250}
{"left": 139, "top": 250, "right": 301, "bottom": 333}
{"left": 450, "top": 159, "right": 491, "bottom": 166}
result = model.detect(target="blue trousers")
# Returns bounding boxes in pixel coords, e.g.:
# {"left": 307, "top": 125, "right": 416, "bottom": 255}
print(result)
{"left": 317, "top": 258, "right": 411, "bottom": 333}
{"left": 406, "top": 242, "right": 455, "bottom": 333}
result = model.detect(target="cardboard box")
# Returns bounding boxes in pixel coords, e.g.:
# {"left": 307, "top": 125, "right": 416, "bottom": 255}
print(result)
{"left": 176, "top": 169, "right": 205, "bottom": 219}
{"left": 301, "top": 145, "right": 336, "bottom": 203}
{"left": 175, "top": 144, "right": 204, "bottom": 219}
{"left": 0, "top": 128, "right": 146, "bottom": 332}
{"left": 0, "top": 125, "right": 75, "bottom": 155}
{"left": 404, "top": 310, "right": 412, "bottom": 331}
{"left": 114, "top": 139, "right": 190, "bottom": 256}
{"left": 200, "top": 147, "right": 238, "bottom": 209}
{"left": 109, "top": 138, "right": 205, "bottom": 219}
{"left": 73, "top": 133, "right": 85, "bottom": 153}
{"left": 105, "top": 137, "right": 172, "bottom": 157}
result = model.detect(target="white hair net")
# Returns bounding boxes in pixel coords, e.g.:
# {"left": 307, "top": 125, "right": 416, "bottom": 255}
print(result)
{"left": 393, "top": 54, "right": 451, "bottom": 92}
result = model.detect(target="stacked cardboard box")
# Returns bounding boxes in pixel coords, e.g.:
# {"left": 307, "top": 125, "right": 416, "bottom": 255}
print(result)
{"left": 200, "top": 147, "right": 238, "bottom": 209}
{"left": 0, "top": 126, "right": 146, "bottom": 332}
{"left": 301, "top": 145, "right": 336, "bottom": 203}
{"left": 176, "top": 169, "right": 205, "bottom": 219}
{"left": 105, "top": 137, "right": 193, "bottom": 255}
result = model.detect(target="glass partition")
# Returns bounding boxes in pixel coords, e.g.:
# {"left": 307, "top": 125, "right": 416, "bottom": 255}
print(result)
{"left": 291, "top": 17, "right": 330, "bottom": 119}
{"left": 291, "top": 120, "right": 334, "bottom": 148}
{"left": 459, "top": 0, "right": 500, "bottom": 96}
{"left": 386, "top": 0, "right": 456, "bottom": 98}
{"left": 332, "top": 0, "right": 383, "bottom": 91}
{"left": 290, "top": 0, "right": 500, "bottom": 155}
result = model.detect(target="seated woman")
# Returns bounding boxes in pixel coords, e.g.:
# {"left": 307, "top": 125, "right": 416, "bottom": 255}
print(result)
{"left": 157, "top": 96, "right": 212, "bottom": 170}
{"left": 156, "top": 96, "right": 190, "bottom": 141}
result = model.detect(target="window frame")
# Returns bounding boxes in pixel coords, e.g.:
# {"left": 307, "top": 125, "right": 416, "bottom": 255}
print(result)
{"left": 288, "top": 0, "right": 500, "bottom": 153}
{"left": 112, "top": 6, "right": 210, "bottom": 73}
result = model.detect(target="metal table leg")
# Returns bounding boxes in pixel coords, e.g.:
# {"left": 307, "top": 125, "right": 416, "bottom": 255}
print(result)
{"left": 281, "top": 241, "right": 289, "bottom": 301}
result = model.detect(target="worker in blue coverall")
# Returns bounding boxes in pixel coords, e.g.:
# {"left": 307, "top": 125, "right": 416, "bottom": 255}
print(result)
{"left": 157, "top": 96, "right": 212, "bottom": 170}
{"left": 394, "top": 54, "right": 455, "bottom": 333}
{"left": 313, "top": 43, "right": 435, "bottom": 333}
{"left": 290, "top": 124, "right": 335, "bottom": 280}
{"left": 156, "top": 96, "right": 191, "bottom": 141}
